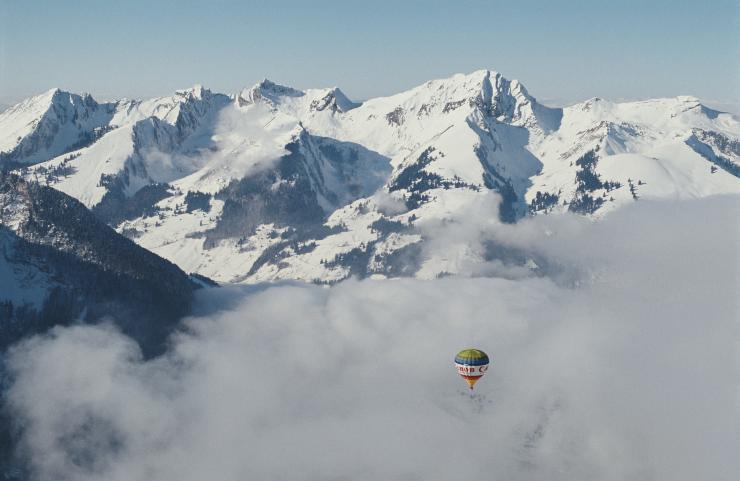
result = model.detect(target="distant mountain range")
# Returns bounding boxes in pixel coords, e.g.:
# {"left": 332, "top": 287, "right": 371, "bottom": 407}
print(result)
{"left": 0, "top": 69, "right": 739, "bottom": 479}
{"left": 1, "top": 70, "right": 738, "bottom": 286}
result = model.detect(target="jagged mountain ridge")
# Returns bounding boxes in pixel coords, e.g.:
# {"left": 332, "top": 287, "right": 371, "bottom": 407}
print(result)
{"left": 2, "top": 70, "right": 739, "bottom": 283}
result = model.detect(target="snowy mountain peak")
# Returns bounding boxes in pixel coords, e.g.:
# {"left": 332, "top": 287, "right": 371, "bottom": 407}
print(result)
{"left": 373, "top": 69, "right": 549, "bottom": 128}
{"left": 0, "top": 88, "right": 115, "bottom": 167}
{"left": 676, "top": 95, "right": 701, "bottom": 103}
{"left": 175, "top": 84, "right": 210, "bottom": 100}
{"left": 3, "top": 70, "right": 739, "bottom": 285}
{"left": 42, "top": 87, "right": 62, "bottom": 101}
{"left": 237, "top": 79, "right": 304, "bottom": 106}
{"left": 124, "top": 86, "right": 231, "bottom": 142}
{"left": 36, "top": 88, "right": 99, "bottom": 111}
{"left": 424, "top": 69, "right": 527, "bottom": 101}
{"left": 4, "top": 88, "right": 79, "bottom": 118}
{"left": 309, "top": 87, "right": 357, "bottom": 113}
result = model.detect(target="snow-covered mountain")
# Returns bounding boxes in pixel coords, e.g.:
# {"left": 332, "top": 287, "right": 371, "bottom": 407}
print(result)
{"left": 0, "top": 173, "right": 198, "bottom": 355}
{"left": 2, "top": 70, "right": 738, "bottom": 283}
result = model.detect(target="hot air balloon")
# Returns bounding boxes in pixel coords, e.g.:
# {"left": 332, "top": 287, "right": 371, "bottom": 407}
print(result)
{"left": 454, "top": 349, "right": 489, "bottom": 389}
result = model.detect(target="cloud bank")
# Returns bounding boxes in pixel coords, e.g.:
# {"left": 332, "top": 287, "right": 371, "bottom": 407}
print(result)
{"left": 5, "top": 196, "right": 740, "bottom": 481}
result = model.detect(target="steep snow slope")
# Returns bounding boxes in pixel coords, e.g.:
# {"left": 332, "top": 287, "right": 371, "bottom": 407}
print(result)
{"left": 527, "top": 96, "right": 740, "bottom": 216}
{"left": 4, "top": 70, "right": 739, "bottom": 283}
{"left": 0, "top": 89, "right": 118, "bottom": 167}
{"left": 0, "top": 173, "right": 197, "bottom": 354}
{"left": 16, "top": 87, "right": 231, "bottom": 207}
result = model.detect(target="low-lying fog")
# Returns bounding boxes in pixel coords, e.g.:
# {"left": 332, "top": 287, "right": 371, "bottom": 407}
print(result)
{"left": 6, "top": 195, "right": 739, "bottom": 481}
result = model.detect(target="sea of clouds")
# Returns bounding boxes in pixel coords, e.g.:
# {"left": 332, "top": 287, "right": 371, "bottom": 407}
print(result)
{"left": 4, "top": 195, "right": 739, "bottom": 481}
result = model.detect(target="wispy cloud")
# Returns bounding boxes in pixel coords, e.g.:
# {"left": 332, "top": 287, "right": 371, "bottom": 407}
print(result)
{"left": 6, "top": 196, "right": 740, "bottom": 481}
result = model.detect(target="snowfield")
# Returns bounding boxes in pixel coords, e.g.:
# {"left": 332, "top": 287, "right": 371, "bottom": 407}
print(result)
{"left": 2, "top": 70, "right": 739, "bottom": 284}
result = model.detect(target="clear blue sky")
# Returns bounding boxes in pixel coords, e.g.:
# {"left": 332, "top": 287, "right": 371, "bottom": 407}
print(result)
{"left": 1, "top": 0, "right": 738, "bottom": 111}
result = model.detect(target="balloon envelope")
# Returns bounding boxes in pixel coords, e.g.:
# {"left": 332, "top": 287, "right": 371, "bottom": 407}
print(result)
{"left": 454, "top": 349, "right": 489, "bottom": 389}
